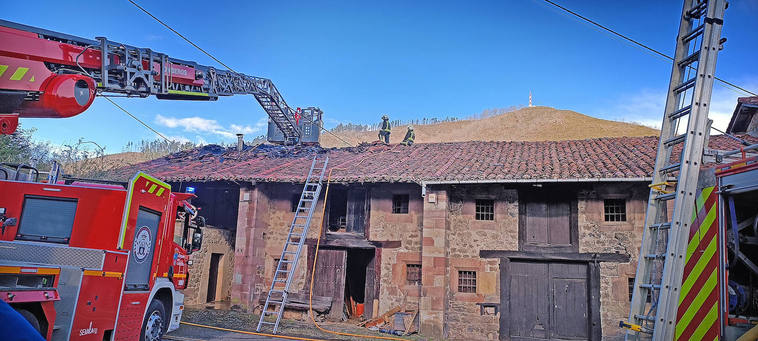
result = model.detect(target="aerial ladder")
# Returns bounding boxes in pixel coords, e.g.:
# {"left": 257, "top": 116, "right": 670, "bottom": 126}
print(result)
{"left": 0, "top": 19, "right": 320, "bottom": 144}
{"left": 623, "top": 0, "right": 727, "bottom": 339}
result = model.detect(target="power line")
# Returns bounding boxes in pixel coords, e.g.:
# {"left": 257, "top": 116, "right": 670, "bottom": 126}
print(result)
{"left": 101, "top": 95, "right": 172, "bottom": 142}
{"left": 542, "top": 0, "right": 757, "bottom": 97}
{"left": 128, "top": 0, "right": 357, "bottom": 147}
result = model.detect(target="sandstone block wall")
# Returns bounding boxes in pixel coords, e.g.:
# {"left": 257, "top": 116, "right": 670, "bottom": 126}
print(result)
{"left": 184, "top": 226, "right": 235, "bottom": 305}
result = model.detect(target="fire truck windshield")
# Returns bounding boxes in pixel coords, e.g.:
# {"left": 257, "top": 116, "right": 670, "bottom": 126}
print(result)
{"left": 17, "top": 196, "right": 77, "bottom": 243}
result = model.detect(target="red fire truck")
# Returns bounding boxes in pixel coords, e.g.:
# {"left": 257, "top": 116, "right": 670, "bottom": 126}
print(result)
{"left": 0, "top": 166, "right": 204, "bottom": 341}
{"left": 0, "top": 14, "right": 315, "bottom": 340}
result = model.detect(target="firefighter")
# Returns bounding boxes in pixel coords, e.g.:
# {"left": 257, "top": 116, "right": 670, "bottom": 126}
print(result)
{"left": 401, "top": 125, "right": 415, "bottom": 146}
{"left": 378, "top": 115, "right": 391, "bottom": 144}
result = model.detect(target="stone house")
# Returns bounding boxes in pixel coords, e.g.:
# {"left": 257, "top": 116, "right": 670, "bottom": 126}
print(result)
{"left": 116, "top": 134, "right": 753, "bottom": 340}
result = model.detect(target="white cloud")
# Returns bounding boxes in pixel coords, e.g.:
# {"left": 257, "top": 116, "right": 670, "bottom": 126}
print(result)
{"left": 601, "top": 79, "right": 758, "bottom": 134}
{"left": 155, "top": 114, "right": 264, "bottom": 140}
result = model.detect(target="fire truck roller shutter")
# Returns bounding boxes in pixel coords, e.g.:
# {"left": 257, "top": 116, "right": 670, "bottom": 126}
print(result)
{"left": 124, "top": 207, "right": 161, "bottom": 291}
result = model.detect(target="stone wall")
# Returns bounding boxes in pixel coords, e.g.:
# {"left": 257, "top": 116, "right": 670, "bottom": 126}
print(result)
{"left": 368, "top": 183, "right": 424, "bottom": 314}
{"left": 444, "top": 185, "right": 519, "bottom": 340}
{"left": 577, "top": 183, "right": 647, "bottom": 340}
{"left": 232, "top": 183, "right": 326, "bottom": 310}
{"left": 184, "top": 225, "right": 235, "bottom": 305}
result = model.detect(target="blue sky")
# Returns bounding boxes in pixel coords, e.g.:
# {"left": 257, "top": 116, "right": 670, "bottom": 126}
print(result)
{"left": 5, "top": 0, "right": 758, "bottom": 152}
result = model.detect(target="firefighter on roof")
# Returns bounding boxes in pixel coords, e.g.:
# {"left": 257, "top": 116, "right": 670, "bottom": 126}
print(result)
{"left": 378, "top": 115, "right": 391, "bottom": 144}
{"left": 401, "top": 126, "right": 415, "bottom": 146}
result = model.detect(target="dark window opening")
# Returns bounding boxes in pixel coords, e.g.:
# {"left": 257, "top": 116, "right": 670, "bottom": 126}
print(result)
{"left": 475, "top": 199, "right": 494, "bottom": 221}
{"left": 17, "top": 196, "right": 77, "bottom": 243}
{"left": 392, "top": 194, "right": 409, "bottom": 214}
{"left": 207, "top": 253, "right": 222, "bottom": 302}
{"left": 327, "top": 186, "right": 348, "bottom": 232}
{"left": 628, "top": 277, "right": 651, "bottom": 302}
{"left": 406, "top": 264, "right": 422, "bottom": 286}
{"left": 604, "top": 199, "right": 627, "bottom": 222}
{"left": 458, "top": 270, "right": 477, "bottom": 293}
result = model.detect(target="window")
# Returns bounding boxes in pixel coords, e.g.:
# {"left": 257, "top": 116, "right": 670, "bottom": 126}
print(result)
{"left": 458, "top": 270, "right": 477, "bottom": 293}
{"left": 406, "top": 264, "right": 422, "bottom": 286}
{"left": 628, "top": 277, "right": 651, "bottom": 302}
{"left": 475, "top": 199, "right": 494, "bottom": 221}
{"left": 274, "top": 259, "right": 288, "bottom": 280}
{"left": 392, "top": 194, "right": 409, "bottom": 214}
{"left": 17, "top": 196, "right": 77, "bottom": 243}
{"left": 604, "top": 199, "right": 627, "bottom": 222}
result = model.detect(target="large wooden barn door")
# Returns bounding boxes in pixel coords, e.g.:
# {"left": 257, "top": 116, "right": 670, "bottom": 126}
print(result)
{"left": 507, "top": 261, "right": 590, "bottom": 340}
{"left": 313, "top": 249, "right": 347, "bottom": 320}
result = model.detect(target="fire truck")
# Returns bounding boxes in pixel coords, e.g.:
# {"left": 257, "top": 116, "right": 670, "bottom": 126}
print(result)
{"left": 0, "top": 17, "right": 315, "bottom": 341}
{"left": 0, "top": 165, "right": 205, "bottom": 341}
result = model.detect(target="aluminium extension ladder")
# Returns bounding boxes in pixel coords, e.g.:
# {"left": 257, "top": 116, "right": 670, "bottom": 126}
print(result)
{"left": 625, "top": 0, "right": 726, "bottom": 340}
{"left": 256, "top": 155, "right": 328, "bottom": 334}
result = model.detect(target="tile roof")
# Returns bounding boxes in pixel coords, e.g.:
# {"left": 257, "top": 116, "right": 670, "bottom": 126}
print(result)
{"left": 110, "top": 135, "right": 758, "bottom": 184}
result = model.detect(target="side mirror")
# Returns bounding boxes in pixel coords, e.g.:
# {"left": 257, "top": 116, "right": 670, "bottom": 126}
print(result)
{"left": 190, "top": 228, "right": 203, "bottom": 253}
{"left": 194, "top": 215, "right": 206, "bottom": 228}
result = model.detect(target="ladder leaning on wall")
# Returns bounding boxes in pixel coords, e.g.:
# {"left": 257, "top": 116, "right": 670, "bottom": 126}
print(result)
{"left": 256, "top": 155, "right": 329, "bottom": 334}
{"left": 623, "top": 0, "right": 726, "bottom": 340}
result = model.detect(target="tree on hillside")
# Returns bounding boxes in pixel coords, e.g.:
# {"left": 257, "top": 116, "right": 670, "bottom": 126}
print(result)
{"left": 0, "top": 126, "right": 54, "bottom": 170}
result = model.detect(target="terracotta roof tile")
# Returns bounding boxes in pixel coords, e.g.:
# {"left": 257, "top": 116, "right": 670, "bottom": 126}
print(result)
{"left": 110, "top": 135, "right": 758, "bottom": 183}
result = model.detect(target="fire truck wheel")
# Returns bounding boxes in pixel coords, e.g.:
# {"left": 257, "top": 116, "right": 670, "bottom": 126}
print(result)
{"left": 16, "top": 309, "right": 41, "bottom": 334}
{"left": 140, "top": 299, "right": 167, "bottom": 341}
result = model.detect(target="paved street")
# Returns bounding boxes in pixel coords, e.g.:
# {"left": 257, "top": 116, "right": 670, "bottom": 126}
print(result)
{"left": 164, "top": 324, "right": 279, "bottom": 341}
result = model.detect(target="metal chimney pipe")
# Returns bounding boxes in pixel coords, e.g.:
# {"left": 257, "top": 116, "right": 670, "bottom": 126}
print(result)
{"left": 236, "top": 134, "right": 244, "bottom": 151}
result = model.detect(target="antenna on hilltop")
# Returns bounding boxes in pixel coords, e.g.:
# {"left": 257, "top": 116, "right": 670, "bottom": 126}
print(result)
{"left": 529, "top": 91, "right": 533, "bottom": 107}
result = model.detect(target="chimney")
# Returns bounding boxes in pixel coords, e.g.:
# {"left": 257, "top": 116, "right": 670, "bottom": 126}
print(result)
{"left": 236, "top": 133, "right": 244, "bottom": 152}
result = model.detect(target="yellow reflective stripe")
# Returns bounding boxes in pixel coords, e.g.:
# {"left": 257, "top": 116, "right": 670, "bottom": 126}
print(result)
{"left": 680, "top": 235, "right": 717, "bottom": 304}
{"left": 685, "top": 203, "right": 717, "bottom": 261}
{"left": 156, "top": 187, "right": 165, "bottom": 197}
{"left": 83, "top": 270, "right": 123, "bottom": 278}
{"left": 0, "top": 65, "right": 7, "bottom": 77}
{"left": 148, "top": 184, "right": 157, "bottom": 194}
{"left": 9, "top": 67, "right": 29, "bottom": 81}
{"left": 675, "top": 268, "right": 718, "bottom": 339}
{"left": 0, "top": 266, "right": 60, "bottom": 275}
{"left": 168, "top": 89, "right": 210, "bottom": 97}
{"left": 29, "top": 76, "right": 35, "bottom": 82}
{"left": 118, "top": 172, "right": 171, "bottom": 249}
{"left": 688, "top": 302, "right": 718, "bottom": 341}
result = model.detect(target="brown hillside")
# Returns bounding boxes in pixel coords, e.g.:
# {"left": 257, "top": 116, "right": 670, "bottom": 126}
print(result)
{"left": 319, "top": 106, "right": 659, "bottom": 147}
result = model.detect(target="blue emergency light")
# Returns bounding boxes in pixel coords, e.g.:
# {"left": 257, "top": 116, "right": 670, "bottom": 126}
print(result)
{"left": 185, "top": 186, "right": 195, "bottom": 194}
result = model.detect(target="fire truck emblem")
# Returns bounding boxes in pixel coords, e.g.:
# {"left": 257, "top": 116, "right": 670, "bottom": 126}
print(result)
{"left": 132, "top": 226, "right": 152, "bottom": 264}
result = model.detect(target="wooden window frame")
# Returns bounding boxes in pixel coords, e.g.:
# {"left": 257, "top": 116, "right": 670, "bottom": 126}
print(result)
{"left": 392, "top": 194, "right": 409, "bottom": 214}
{"left": 518, "top": 189, "right": 578, "bottom": 253}
{"left": 457, "top": 270, "right": 477, "bottom": 293}
{"left": 475, "top": 199, "right": 495, "bottom": 221}
{"left": 405, "top": 263, "right": 422, "bottom": 286}
{"left": 604, "top": 198, "right": 627, "bottom": 222}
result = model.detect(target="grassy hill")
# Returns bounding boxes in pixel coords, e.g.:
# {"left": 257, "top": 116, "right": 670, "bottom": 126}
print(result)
{"left": 319, "top": 106, "right": 659, "bottom": 147}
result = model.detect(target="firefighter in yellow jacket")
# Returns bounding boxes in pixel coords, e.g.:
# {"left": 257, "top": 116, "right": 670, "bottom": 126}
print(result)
{"left": 401, "top": 126, "right": 415, "bottom": 146}
{"left": 378, "top": 115, "right": 391, "bottom": 144}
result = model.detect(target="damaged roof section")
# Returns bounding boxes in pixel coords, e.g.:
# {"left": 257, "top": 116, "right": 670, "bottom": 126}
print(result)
{"left": 110, "top": 135, "right": 758, "bottom": 184}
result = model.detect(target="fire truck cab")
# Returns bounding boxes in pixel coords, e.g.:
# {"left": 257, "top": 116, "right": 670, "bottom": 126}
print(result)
{"left": 0, "top": 166, "right": 204, "bottom": 341}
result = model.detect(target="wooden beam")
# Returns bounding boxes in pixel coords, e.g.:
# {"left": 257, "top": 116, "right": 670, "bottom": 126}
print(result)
{"left": 479, "top": 250, "right": 629, "bottom": 263}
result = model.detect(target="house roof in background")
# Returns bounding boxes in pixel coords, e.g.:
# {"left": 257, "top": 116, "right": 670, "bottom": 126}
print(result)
{"left": 727, "top": 96, "right": 758, "bottom": 134}
{"left": 109, "top": 134, "right": 758, "bottom": 184}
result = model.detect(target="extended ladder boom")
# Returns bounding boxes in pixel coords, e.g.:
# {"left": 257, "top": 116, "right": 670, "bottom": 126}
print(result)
{"left": 626, "top": 0, "right": 726, "bottom": 339}
{"left": 0, "top": 19, "right": 313, "bottom": 142}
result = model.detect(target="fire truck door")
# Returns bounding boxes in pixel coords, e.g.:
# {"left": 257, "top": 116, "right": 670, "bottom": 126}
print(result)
{"left": 124, "top": 208, "right": 161, "bottom": 290}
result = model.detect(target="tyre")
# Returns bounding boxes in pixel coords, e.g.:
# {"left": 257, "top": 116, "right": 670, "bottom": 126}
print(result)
{"left": 16, "top": 309, "right": 41, "bottom": 336}
{"left": 140, "top": 299, "right": 166, "bottom": 341}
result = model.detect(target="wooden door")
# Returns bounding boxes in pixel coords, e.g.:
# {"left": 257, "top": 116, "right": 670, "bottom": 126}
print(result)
{"left": 507, "top": 261, "right": 590, "bottom": 340}
{"left": 313, "top": 249, "right": 347, "bottom": 320}
{"left": 520, "top": 190, "right": 577, "bottom": 253}
{"left": 346, "top": 188, "right": 366, "bottom": 234}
